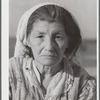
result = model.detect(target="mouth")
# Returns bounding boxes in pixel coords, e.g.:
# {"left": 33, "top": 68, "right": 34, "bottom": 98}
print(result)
{"left": 40, "top": 54, "right": 57, "bottom": 58}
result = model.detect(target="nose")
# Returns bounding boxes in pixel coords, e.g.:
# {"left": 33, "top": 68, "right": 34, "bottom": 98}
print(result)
{"left": 44, "top": 37, "right": 55, "bottom": 51}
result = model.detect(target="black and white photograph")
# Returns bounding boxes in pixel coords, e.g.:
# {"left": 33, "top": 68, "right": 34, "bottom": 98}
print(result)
{"left": 2, "top": 0, "right": 98, "bottom": 100}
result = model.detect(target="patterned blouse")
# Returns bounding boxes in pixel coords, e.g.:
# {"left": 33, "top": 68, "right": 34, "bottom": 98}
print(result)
{"left": 9, "top": 57, "right": 96, "bottom": 100}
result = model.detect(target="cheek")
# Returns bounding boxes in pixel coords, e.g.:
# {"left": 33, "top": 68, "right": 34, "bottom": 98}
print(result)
{"left": 29, "top": 39, "right": 44, "bottom": 55}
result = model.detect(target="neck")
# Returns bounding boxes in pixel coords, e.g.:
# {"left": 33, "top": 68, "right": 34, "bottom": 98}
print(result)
{"left": 34, "top": 60, "right": 63, "bottom": 77}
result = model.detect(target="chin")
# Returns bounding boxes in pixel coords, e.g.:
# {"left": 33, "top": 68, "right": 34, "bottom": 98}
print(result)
{"left": 39, "top": 59, "right": 59, "bottom": 66}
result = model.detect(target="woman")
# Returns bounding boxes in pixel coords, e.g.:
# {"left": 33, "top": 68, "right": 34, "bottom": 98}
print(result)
{"left": 9, "top": 3, "right": 96, "bottom": 100}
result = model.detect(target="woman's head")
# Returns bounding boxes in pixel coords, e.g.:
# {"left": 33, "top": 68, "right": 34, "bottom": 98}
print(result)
{"left": 15, "top": 4, "right": 82, "bottom": 62}
{"left": 27, "top": 5, "right": 82, "bottom": 59}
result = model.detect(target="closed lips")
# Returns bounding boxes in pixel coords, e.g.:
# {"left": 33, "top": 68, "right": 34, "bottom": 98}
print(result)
{"left": 40, "top": 54, "right": 57, "bottom": 57}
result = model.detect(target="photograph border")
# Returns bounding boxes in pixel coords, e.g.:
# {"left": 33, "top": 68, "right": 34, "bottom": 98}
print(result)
{"left": 1, "top": 0, "right": 99, "bottom": 100}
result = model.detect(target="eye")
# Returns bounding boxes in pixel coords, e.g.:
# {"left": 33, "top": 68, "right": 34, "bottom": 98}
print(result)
{"left": 37, "top": 35, "right": 44, "bottom": 38}
{"left": 55, "top": 35, "right": 63, "bottom": 40}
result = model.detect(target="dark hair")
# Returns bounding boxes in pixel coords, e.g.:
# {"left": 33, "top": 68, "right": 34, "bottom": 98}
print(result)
{"left": 27, "top": 5, "right": 82, "bottom": 59}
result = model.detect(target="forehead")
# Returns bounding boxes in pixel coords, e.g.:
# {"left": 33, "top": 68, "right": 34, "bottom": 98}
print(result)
{"left": 31, "top": 19, "right": 65, "bottom": 33}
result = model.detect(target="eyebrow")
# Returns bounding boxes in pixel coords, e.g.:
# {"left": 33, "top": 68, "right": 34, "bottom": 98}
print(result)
{"left": 38, "top": 31, "right": 46, "bottom": 35}
{"left": 53, "top": 30, "right": 65, "bottom": 35}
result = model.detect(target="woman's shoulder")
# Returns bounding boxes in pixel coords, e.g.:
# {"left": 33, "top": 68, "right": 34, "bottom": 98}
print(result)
{"left": 69, "top": 60, "right": 96, "bottom": 84}
{"left": 9, "top": 57, "right": 27, "bottom": 76}
{"left": 70, "top": 61, "right": 96, "bottom": 91}
{"left": 9, "top": 56, "right": 29, "bottom": 67}
{"left": 9, "top": 57, "right": 24, "bottom": 76}
{"left": 9, "top": 56, "right": 23, "bottom": 65}
{"left": 70, "top": 61, "right": 90, "bottom": 78}
{"left": 9, "top": 56, "right": 33, "bottom": 73}
{"left": 69, "top": 61, "right": 96, "bottom": 98}
{"left": 64, "top": 59, "right": 96, "bottom": 80}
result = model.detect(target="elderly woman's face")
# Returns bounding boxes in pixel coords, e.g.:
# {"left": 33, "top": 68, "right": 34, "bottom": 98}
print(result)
{"left": 28, "top": 20, "right": 68, "bottom": 66}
